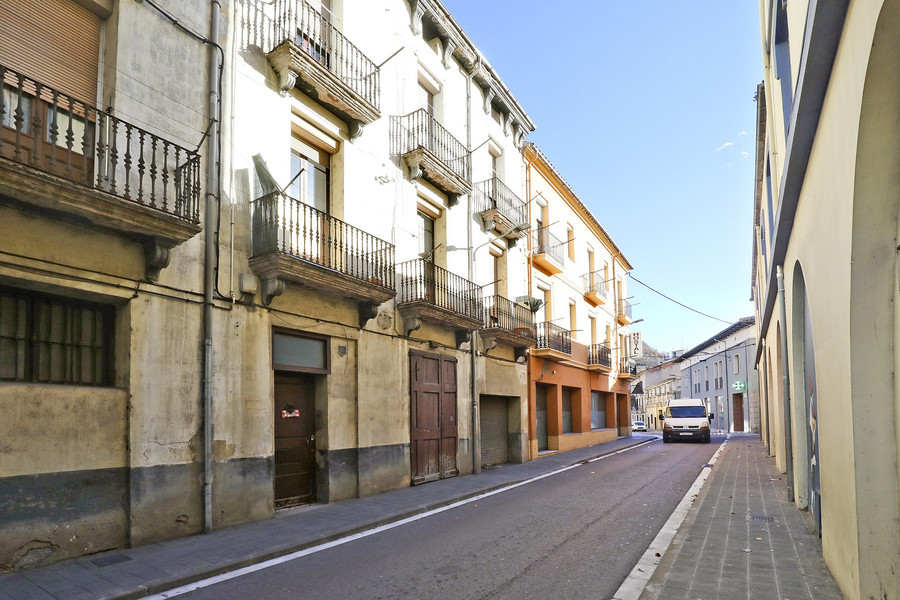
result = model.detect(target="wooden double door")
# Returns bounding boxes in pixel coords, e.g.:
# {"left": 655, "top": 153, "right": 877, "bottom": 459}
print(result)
{"left": 409, "top": 351, "right": 458, "bottom": 485}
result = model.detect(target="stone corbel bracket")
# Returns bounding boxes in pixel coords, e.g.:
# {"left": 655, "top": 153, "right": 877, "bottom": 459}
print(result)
{"left": 358, "top": 301, "right": 378, "bottom": 328}
{"left": 143, "top": 238, "right": 173, "bottom": 283}
{"left": 261, "top": 277, "right": 286, "bottom": 306}
{"left": 403, "top": 314, "right": 422, "bottom": 337}
{"left": 455, "top": 329, "right": 471, "bottom": 349}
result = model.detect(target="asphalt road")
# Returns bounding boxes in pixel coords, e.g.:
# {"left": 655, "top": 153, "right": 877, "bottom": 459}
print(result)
{"left": 177, "top": 434, "right": 724, "bottom": 600}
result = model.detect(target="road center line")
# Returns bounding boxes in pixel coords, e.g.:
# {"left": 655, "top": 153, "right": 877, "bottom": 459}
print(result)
{"left": 146, "top": 438, "right": 658, "bottom": 599}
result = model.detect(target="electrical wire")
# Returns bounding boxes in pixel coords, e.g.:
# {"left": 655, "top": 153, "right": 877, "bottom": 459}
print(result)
{"left": 627, "top": 273, "right": 733, "bottom": 325}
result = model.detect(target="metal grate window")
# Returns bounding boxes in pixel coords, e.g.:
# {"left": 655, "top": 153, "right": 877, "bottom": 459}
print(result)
{"left": 0, "top": 287, "right": 113, "bottom": 385}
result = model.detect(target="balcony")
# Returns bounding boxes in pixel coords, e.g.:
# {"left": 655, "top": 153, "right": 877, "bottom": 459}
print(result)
{"left": 531, "top": 228, "right": 564, "bottom": 275}
{"left": 479, "top": 294, "right": 535, "bottom": 357}
{"left": 532, "top": 321, "right": 572, "bottom": 361}
{"left": 582, "top": 271, "right": 608, "bottom": 306}
{"left": 618, "top": 358, "right": 638, "bottom": 379}
{"left": 588, "top": 343, "right": 612, "bottom": 373}
{"left": 473, "top": 177, "right": 528, "bottom": 240}
{"left": 617, "top": 298, "right": 634, "bottom": 325}
{"left": 390, "top": 109, "right": 471, "bottom": 201}
{"left": 240, "top": 0, "right": 380, "bottom": 138}
{"left": 396, "top": 258, "right": 483, "bottom": 340}
{"left": 249, "top": 190, "right": 395, "bottom": 324}
{"left": 0, "top": 65, "right": 201, "bottom": 282}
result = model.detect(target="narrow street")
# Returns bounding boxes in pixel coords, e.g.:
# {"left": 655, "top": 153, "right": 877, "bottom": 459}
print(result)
{"left": 174, "top": 435, "right": 722, "bottom": 600}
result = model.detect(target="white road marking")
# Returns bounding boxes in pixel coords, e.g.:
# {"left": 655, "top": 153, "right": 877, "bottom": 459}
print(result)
{"left": 612, "top": 435, "right": 730, "bottom": 600}
{"left": 145, "top": 438, "right": 659, "bottom": 599}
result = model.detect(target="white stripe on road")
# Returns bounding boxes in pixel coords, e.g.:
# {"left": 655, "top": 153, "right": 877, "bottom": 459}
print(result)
{"left": 146, "top": 438, "right": 658, "bottom": 599}
{"left": 612, "top": 435, "right": 730, "bottom": 600}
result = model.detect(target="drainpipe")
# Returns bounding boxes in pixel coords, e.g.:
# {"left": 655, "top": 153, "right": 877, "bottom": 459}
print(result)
{"left": 466, "top": 56, "right": 481, "bottom": 474}
{"left": 523, "top": 144, "right": 536, "bottom": 460}
{"left": 202, "top": 0, "right": 221, "bottom": 534}
{"left": 723, "top": 337, "right": 730, "bottom": 433}
{"left": 761, "top": 340, "right": 770, "bottom": 451}
{"left": 776, "top": 265, "right": 794, "bottom": 501}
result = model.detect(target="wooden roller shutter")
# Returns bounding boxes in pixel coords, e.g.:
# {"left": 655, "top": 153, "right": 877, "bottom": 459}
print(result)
{"left": 0, "top": 0, "right": 101, "bottom": 103}
{"left": 480, "top": 396, "right": 508, "bottom": 467}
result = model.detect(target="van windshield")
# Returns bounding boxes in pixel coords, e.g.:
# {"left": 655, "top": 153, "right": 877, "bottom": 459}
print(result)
{"left": 666, "top": 406, "right": 706, "bottom": 418}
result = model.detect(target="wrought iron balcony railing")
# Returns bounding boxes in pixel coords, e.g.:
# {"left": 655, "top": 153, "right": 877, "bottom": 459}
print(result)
{"left": 239, "top": 0, "right": 379, "bottom": 109}
{"left": 533, "top": 228, "right": 565, "bottom": 265}
{"left": 619, "top": 358, "right": 638, "bottom": 375}
{"left": 397, "top": 258, "right": 482, "bottom": 322}
{"left": 583, "top": 271, "right": 608, "bottom": 298}
{"left": 251, "top": 190, "right": 395, "bottom": 286}
{"left": 0, "top": 65, "right": 200, "bottom": 223}
{"left": 619, "top": 298, "right": 633, "bottom": 320}
{"left": 483, "top": 294, "right": 535, "bottom": 335}
{"left": 390, "top": 109, "right": 470, "bottom": 183}
{"left": 589, "top": 343, "right": 612, "bottom": 368}
{"left": 474, "top": 177, "right": 526, "bottom": 226}
{"left": 535, "top": 321, "right": 572, "bottom": 354}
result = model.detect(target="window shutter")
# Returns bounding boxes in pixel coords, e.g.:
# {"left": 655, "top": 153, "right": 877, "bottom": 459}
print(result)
{"left": 0, "top": 0, "right": 101, "bottom": 104}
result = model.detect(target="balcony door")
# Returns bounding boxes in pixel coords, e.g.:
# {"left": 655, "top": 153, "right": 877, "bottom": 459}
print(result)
{"left": 418, "top": 210, "right": 436, "bottom": 303}
{"left": 289, "top": 138, "right": 330, "bottom": 265}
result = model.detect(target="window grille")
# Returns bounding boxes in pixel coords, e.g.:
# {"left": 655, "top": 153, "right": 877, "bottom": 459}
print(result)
{"left": 0, "top": 287, "right": 113, "bottom": 385}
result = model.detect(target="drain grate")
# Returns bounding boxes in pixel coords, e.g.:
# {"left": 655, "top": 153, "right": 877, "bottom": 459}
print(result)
{"left": 747, "top": 515, "right": 776, "bottom": 523}
{"left": 91, "top": 554, "right": 133, "bottom": 568}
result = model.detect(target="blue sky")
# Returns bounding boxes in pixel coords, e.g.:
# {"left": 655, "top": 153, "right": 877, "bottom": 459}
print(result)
{"left": 443, "top": 1, "right": 761, "bottom": 352}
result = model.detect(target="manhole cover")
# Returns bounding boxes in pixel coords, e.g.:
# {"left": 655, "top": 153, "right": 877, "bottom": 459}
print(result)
{"left": 91, "top": 554, "right": 133, "bottom": 567}
{"left": 747, "top": 515, "right": 776, "bottom": 522}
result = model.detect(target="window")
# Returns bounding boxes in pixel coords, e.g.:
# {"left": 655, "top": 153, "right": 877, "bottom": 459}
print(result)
{"left": 567, "top": 224, "right": 575, "bottom": 260}
{"left": 418, "top": 211, "right": 435, "bottom": 258}
{"left": 273, "top": 330, "right": 330, "bottom": 374}
{"left": 569, "top": 301, "right": 576, "bottom": 338}
{"left": 541, "top": 288, "right": 552, "bottom": 324}
{"left": 290, "top": 137, "right": 329, "bottom": 214}
{"left": 0, "top": 287, "right": 113, "bottom": 385}
{"left": 589, "top": 316, "right": 597, "bottom": 344}
{"left": 734, "top": 354, "right": 740, "bottom": 374}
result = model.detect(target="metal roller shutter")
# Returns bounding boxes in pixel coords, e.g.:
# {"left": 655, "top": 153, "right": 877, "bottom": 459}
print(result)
{"left": 480, "top": 396, "right": 508, "bottom": 467}
{"left": 0, "top": 0, "right": 101, "bottom": 103}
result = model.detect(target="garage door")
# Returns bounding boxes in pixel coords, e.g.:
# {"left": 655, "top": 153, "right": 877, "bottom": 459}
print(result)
{"left": 480, "top": 395, "right": 508, "bottom": 467}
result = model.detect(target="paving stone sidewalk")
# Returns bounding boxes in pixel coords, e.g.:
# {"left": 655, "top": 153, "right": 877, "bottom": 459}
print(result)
{"left": 0, "top": 435, "right": 653, "bottom": 600}
{"left": 639, "top": 433, "right": 843, "bottom": 600}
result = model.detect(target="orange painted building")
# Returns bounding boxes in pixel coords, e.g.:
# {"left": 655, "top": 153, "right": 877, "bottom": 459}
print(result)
{"left": 522, "top": 144, "right": 636, "bottom": 458}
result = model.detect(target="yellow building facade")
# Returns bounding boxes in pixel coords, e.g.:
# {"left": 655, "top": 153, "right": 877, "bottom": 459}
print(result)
{"left": 752, "top": 1, "right": 900, "bottom": 597}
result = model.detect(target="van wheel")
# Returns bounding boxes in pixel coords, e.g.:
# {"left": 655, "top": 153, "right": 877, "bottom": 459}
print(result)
{"left": 662, "top": 435, "right": 669, "bottom": 443}
{"left": 704, "top": 436, "right": 711, "bottom": 444}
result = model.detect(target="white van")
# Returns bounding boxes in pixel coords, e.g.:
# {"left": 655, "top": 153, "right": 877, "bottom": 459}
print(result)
{"left": 662, "top": 398, "right": 712, "bottom": 443}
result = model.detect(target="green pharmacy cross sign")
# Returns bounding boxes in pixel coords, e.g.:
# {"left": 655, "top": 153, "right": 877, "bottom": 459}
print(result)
{"left": 732, "top": 381, "right": 746, "bottom": 391}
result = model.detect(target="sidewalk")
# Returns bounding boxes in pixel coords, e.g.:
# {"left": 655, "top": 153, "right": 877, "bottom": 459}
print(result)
{"left": 0, "top": 435, "right": 652, "bottom": 600}
{"left": 638, "top": 433, "right": 843, "bottom": 600}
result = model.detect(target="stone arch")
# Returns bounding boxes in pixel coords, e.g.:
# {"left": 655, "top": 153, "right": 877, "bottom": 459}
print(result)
{"left": 773, "top": 320, "right": 786, "bottom": 474}
{"left": 849, "top": 0, "right": 900, "bottom": 592}
{"left": 790, "top": 263, "right": 818, "bottom": 518}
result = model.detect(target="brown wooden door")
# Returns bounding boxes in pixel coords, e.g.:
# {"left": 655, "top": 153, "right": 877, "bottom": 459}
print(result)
{"left": 274, "top": 373, "right": 316, "bottom": 508}
{"left": 732, "top": 393, "right": 745, "bottom": 432}
{"left": 410, "top": 352, "right": 458, "bottom": 485}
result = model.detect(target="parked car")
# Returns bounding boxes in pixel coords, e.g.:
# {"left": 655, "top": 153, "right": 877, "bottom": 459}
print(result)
{"left": 631, "top": 420, "right": 647, "bottom": 432}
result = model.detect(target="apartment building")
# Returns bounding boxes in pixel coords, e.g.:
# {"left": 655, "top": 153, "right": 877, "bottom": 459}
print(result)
{"left": 523, "top": 144, "right": 634, "bottom": 457}
{"left": 0, "top": 0, "right": 546, "bottom": 571}
{"left": 0, "top": 0, "right": 214, "bottom": 570}
{"left": 751, "top": 2, "right": 900, "bottom": 597}
{"left": 677, "top": 317, "right": 757, "bottom": 433}
{"left": 640, "top": 359, "right": 681, "bottom": 430}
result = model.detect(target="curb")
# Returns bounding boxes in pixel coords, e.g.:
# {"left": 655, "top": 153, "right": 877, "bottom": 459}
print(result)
{"left": 612, "top": 435, "right": 730, "bottom": 600}
{"left": 108, "top": 437, "right": 654, "bottom": 599}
